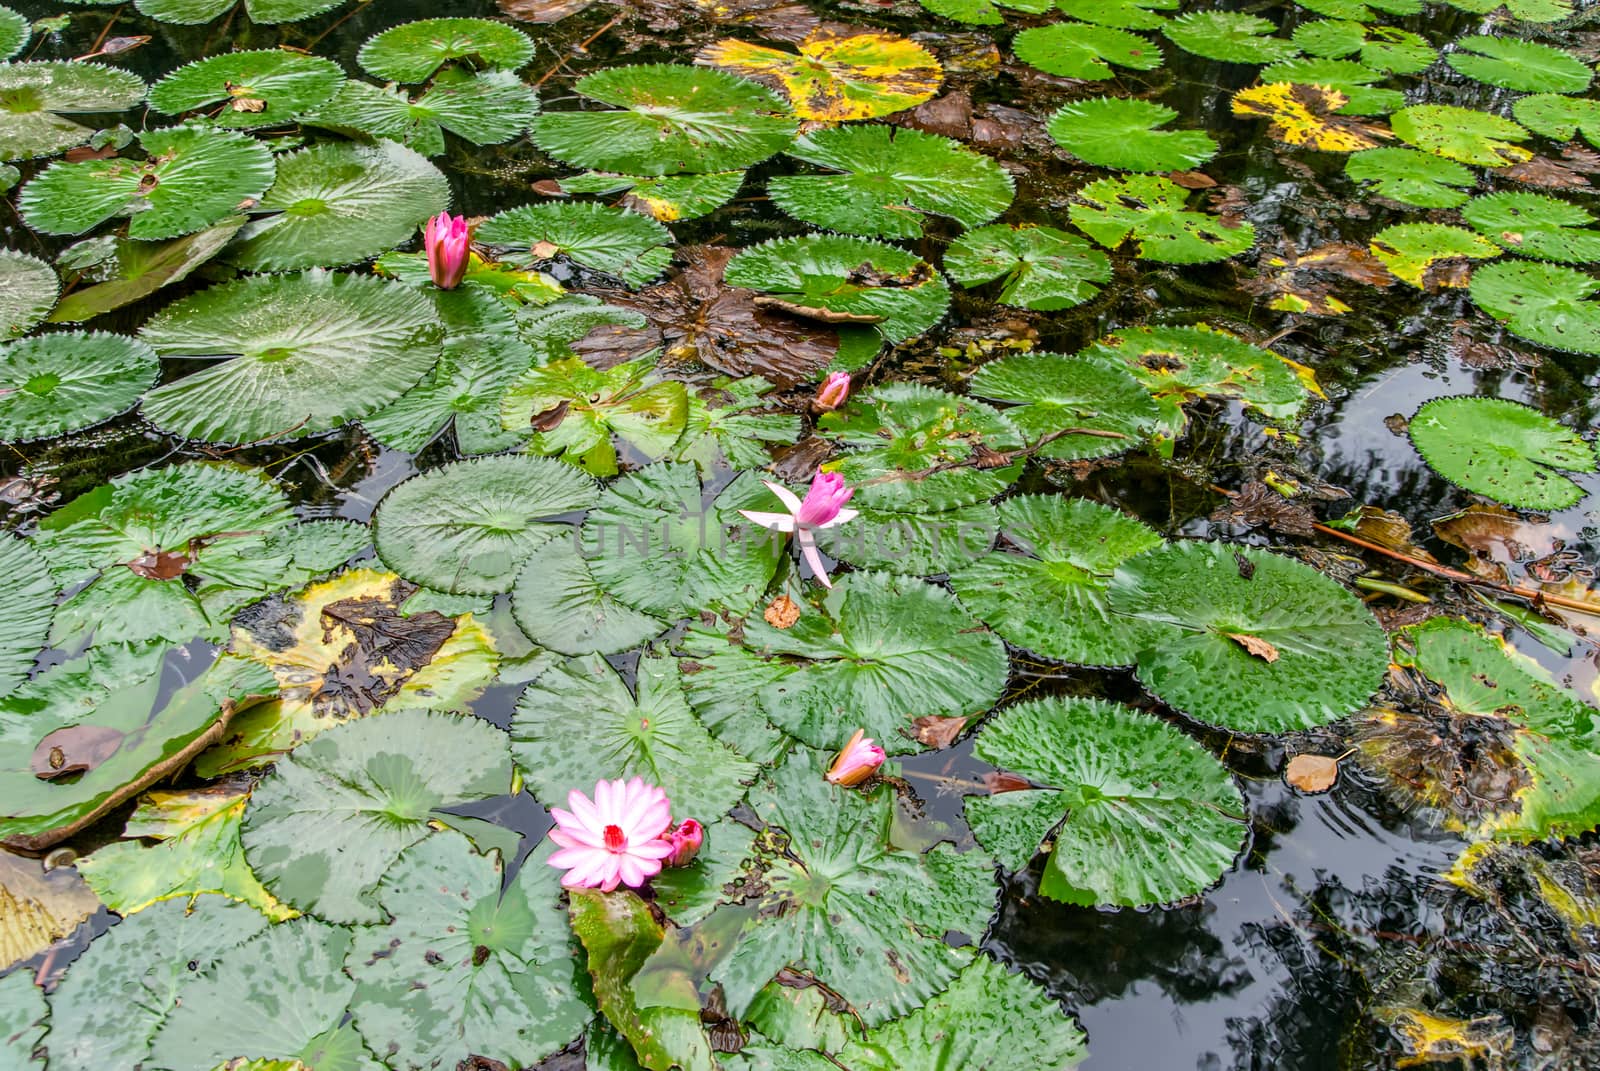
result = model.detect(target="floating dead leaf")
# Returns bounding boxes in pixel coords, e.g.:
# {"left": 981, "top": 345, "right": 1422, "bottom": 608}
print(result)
{"left": 1168, "top": 170, "right": 1218, "bottom": 189}
{"left": 983, "top": 771, "right": 1031, "bottom": 794}
{"left": 763, "top": 594, "right": 800, "bottom": 629}
{"left": 1224, "top": 631, "right": 1280, "bottom": 662}
{"left": 1211, "top": 480, "right": 1318, "bottom": 537}
{"left": 1503, "top": 154, "right": 1591, "bottom": 190}
{"left": 912, "top": 714, "right": 967, "bottom": 749}
{"left": 96, "top": 35, "right": 151, "bottom": 57}
{"left": 1333, "top": 504, "right": 1437, "bottom": 562}
{"left": 497, "top": 0, "right": 595, "bottom": 21}
{"left": 895, "top": 90, "right": 973, "bottom": 140}
{"left": 697, "top": 28, "right": 942, "bottom": 122}
{"left": 1285, "top": 753, "right": 1340, "bottom": 793}
{"left": 230, "top": 97, "right": 267, "bottom": 113}
{"left": 0, "top": 849, "right": 100, "bottom": 972}
{"left": 125, "top": 546, "right": 193, "bottom": 580}
{"left": 1354, "top": 707, "right": 1527, "bottom": 826}
{"left": 1433, "top": 504, "right": 1555, "bottom": 566}
{"left": 529, "top": 239, "right": 561, "bottom": 260}
{"left": 1374, "top": 1007, "right": 1513, "bottom": 1070}
{"left": 1232, "top": 83, "right": 1389, "bottom": 153}
{"left": 528, "top": 398, "right": 572, "bottom": 433}
{"left": 31, "top": 725, "right": 127, "bottom": 781}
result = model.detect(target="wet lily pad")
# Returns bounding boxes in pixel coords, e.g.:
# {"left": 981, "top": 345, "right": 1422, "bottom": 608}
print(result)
{"left": 136, "top": 0, "right": 348, "bottom": 24}
{"left": 944, "top": 223, "right": 1111, "bottom": 310}
{"left": 966, "top": 696, "right": 1245, "bottom": 906}
{"left": 1469, "top": 259, "right": 1600, "bottom": 355}
{"left": 0, "top": 251, "right": 56, "bottom": 338}
{"left": 48, "top": 216, "right": 245, "bottom": 324}
{"left": 139, "top": 270, "right": 442, "bottom": 444}
{"left": 967, "top": 352, "right": 1159, "bottom": 461}
{"left": 500, "top": 354, "right": 687, "bottom": 476}
{"left": 19, "top": 125, "right": 274, "bottom": 239}
{"left": 1071, "top": 174, "right": 1255, "bottom": 264}
{"left": 357, "top": 17, "right": 535, "bottom": 83}
{"left": 476, "top": 201, "right": 673, "bottom": 287}
{"left": 306, "top": 70, "right": 540, "bottom": 158}
{"left": 533, "top": 65, "right": 797, "bottom": 176}
{"left": 1014, "top": 22, "right": 1162, "bottom": 79}
{"left": 1462, "top": 192, "right": 1600, "bottom": 264}
{"left": 148, "top": 50, "right": 342, "bottom": 128}
{"left": 698, "top": 28, "right": 939, "bottom": 121}
{"left": 0, "top": 972, "right": 44, "bottom": 1066}
{"left": 242, "top": 709, "right": 514, "bottom": 923}
{"left": 1447, "top": 37, "right": 1591, "bottom": 94}
{"left": 1048, "top": 97, "right": 1217, "bottom": 172}
{"left": 1345, "top": 147, "right": 1475, "bottom": 208}
{"left": 226, "top": 139, "right": 450, "bottom": 272}
{"left": 769, "top": 126, "right": 1013, "bottom": 239}
{"left": 1105, "top": 541, "right": 1389, "bottom": 732}
{"left": 551, "top": 170, "right": 744, "bottom": 221}
{"left": 1408, "top": 396, "right": 1595, "bottom": 511}
{"left": 511, "top": 536, "right": 665, "bottom": 656}
{"left": 0, "top": 61, "right": 146, "bottom": 162}
{"left": 1513, "top": 93, "right": 1600, "bottom": 148}
{"left": 1369, "top": 223, "right": 1500, "bottom": 289}
{"left": 0, "top": 535, "right": 52, "bottom": 699}
{"left": 1390, "top": 105, "right": 1532, "bottom": 167}
{"left": 1163, "top": 11, "right": 1299, "bottom": 63}
{"left": 0, "top": 331, "right": 157, "bottom": 441}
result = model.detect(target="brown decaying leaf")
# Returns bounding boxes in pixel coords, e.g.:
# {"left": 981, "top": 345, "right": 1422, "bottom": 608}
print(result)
{"left": 763, "top": 594, "right": 800, "bottom": 629}
{"left": 125, "top": 546, "right": 193, "bottom": 580}
{"left": 1503, "top": 155, "right": 1592, "bottom": 189}
{"left": 895, "top": 90, "right": 973, "bottom": 140}
{"left": 528, "top": 398, "right": 572, "bottom": 432}
{"left": 1224, "top": 631, "right": 1280, "bottom": 662}
{"left": 529, "top": 240, "right": 562, "bottom": 260}
{"left": 0, "top": 849, "right": 101, "bottom": 972}
{"left": 1168, "top": 170, "right": 1218, "bottom": 189}
{"left": 912, "top": 714, "right": 967, "bottom": 749}
{"left": 1211, "top": 480, "right": 1318, "bottom": 537}
{"left": 983, "top": 771, "right": 1031, "bottom": 794}
{"left": 1432, "top": 504, "right": 1555, "bottom": 566}
{"left": 1285, "top": 753, "right": 1339, "bottom": 793}
{"left": 496, "top": 0, "right": 595, "bottom": 22}
{"left": 1355, "top": 707, "right": 1527, "bottom": 823}
{"left": 1342, "top": 505, "right": 1438, "bottom": 563}
{"left": 30, "top": 725, "right": 127, "bottom": 780}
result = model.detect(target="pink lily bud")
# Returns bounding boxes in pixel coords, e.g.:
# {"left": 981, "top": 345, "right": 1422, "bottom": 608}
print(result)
{"left": 424, "top": 212, "right": 471, "bottom": 290}
{"left": 795, "top": 470, "right": 854, "bottom": 528}
{"left": 826, "top": 729, "right": 885, "bottom": 787}
{"left": 664, "top": 819, "right": 704, "bottom": 867}
{"left": 813, "top": 372, "right": 851, "bottom": 412}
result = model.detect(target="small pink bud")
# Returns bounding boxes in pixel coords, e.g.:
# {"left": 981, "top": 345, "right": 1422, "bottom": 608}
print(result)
{"left": 826, "top": 729, "right": 885, "bottom": 787}
{"left": 664, "top": 819, "right": 704, "bottom": 867}
{"left": 424, "top": 212, "right": 471, "bottom": 290}
{"left": 795, "top": 469, "right": 854, "bottom": 528}
{"left": 813, "top": 372, "right": 851, "bottom": 411}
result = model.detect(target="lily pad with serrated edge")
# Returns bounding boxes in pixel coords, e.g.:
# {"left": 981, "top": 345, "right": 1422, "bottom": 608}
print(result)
{"left": 373, "top": 455, "right": 597, "bottom": 596}
{"left": 1291, "top": 20, "right": 1435, "bottom": 74}
{"left": 967, "top": 352, "right": 1159, "bottom": 461}
{"left": 511, "top": 535, "right": 665, "bottom": 656}
{"left": 1048, "top": 97, "right": 1217, "bottom": 172}
{"left": 1514, "top": 94, "right": 1600, "bottom": 148}
{"left": 966, "top": 696, "right": 1246, "bottom": 906}
{"left": 1256, "top": 58, "right": 1404, "bottom": 115}
{"left": 1447, "top": 36, "right": 1592, "bottom": 94}
{"left": 1462, "top": 192, "right": 1600, "bottom": 264}
{"left": 476, "top": 201, "right": 673, "bottom": 287}
{"left": 1444, "top": 0, "right": 1570, "bottom": 17}
{"left": 135, "top": 0, "right": 348, "bottom": 24}
{"left": 305, "top": 71, "right": 540, "bottom": 159}
{"left": 724, "top": 234, "right": 950, "bottom": 344}
{"left": 944, "top": 224, "right": 1111, "bottom": 311}
{"left": 0, "top": 61, "right": 146, "bottom": 162}
{"left": 0, "top": 250, "right": 56, "bottom": 338}
{"left": 1408, "top": 396, "right": 1595, "bottom": 511}
{"left": 1470, "top": 259, "right": 1600, "bottom": 355}
{"left": 949, "top": 495, "right": 1162, "bottom": 666}
{"left": 918, "top": 0, "right": 1050, "bottom": 24}
{"left": 533, "top": 64, "right": 797, "bottom": 177}
{"left": 553, "top": 170, "right": 743, "bottom": 221}
{"left": 1369, "top": 223, "right": 1500, "bottom": 290}
{"left": 1390, "top": 105, "right": 1533, "bottom": 168}
{"left": 812, "top": 500, "right": 998, "bottom": 576}
{"left": 1106, "top": 541, "right": 1389, "bottom": 733}
{"left": 19, "top": 125, "right": 274, "bottom": 240}
{"left": 148, "top": 50, "right": 342, "bottom": 129}
{"left": 1014, "top": 22, "right": 1163, "bottom": 79}
{"left": 0, "top": 8, "right": 26, "bottom": 61}
{"left": 697, "top": 28, "right": 940, "bottom": 121}
{"left": 226, "top": 139, "right": 450, "bottom": 272}
{"left": 501, "top": 355, "right": 687, "bottom": 477}
{"left": 0, "top": 331, "right": 158, "bottom": 440}
{"left": 1071, "top": 174, "right": 1255, "bottom": 264}
{"left": 1057, "top": 0, "right": 1178, "bottom": 27}
{"left": 1345, "top": 147, "right": 1475, "bottom": 208}
{"left": 0, "top": 535, "right": 53, "bottom": 698}
{"left": 1163, "top": 11, "right": 1299, "bottom": 63}
{"left": 357, "top": 17, "right": 535, "bottom": 83}
{"left": 769, "top": 126, "right": 1012, "bottom": 239}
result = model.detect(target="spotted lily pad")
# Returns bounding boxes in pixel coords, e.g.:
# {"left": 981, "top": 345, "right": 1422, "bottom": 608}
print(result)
{"left": 476, "top": 201, "right": 673, "bottom": 287}
{"left": 1230, "top": 83, "right": 1387, "bottom": 152}
{"left": 1048, "top": 97, "right": 1217, "bottom": 172}
{"left": 944, "top": 224, "right": 1111, "bottom": 310}
{"left": 1071, "top": 174, "right": 1255, "bottom": 264}
{"left": 1408, "top": 396, "right": 1595, "bottom": 511}
{"left": 1369, "top": 223, "right": 1500, "bottom": 289}
{"left": 1469, "top": 259, "right": 1600, "bottom": 355}
{"left": 0, "top": 61, "right": 146, "bottom": 162}
{"left": 1390, "top": 105, "right": 1532, "bottom": 168}
{"left": 1514, "top": 93, "right": 1600, "bottom": 148}
{"left": 357, "top": 17, "right": 535, "bottom": 83}
{"left": 148, "top": 50, "right": 343, "bottom": 128}
{"left": 0, "top": 331, "right": 157, "bottom": 441}
{"left": 1447, "top": 36, "right": 1591, "bottom": 94}
{"left": 1345, "top": 147, "right": 1475, "bottom": 208}
{"left": 697, "top": 28, "right": 939, "bottom": 121}
{"left": 1014, "top": 22, "right": 1162, "bottom": 79}
{"left": 1462, "top": 192, "right": 1600, "bottom": 264}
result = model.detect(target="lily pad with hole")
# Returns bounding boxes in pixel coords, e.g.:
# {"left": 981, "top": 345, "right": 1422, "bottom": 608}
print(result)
{"left": 1408, "top": 396, "right": 1595, "bottom": 511}
{"left": 1071, "top": 174, "right": 1255, "bottom": 264}
{"left": 1514, "top": 93, "right": 1600, "bottom": 148}
{"left": 697, "top": 28, "right": 940, "bottom": 121}
{"left": 967, "top": 352, "right": 1159, "bottom": 461}
{"left": 1105, "top": 541, "right": 1389, "bottom": 732}
{"left": 1469, "top": 259, "right": 1600, "bottom": 355}
{"left": 1369, "top": 223, "right": 1500, "bottom": 289}
{"left": 533, "top": 65, "right": 797, "bottom": 176}
{"left": 374, "top": 455, "right": 597, "bottom": 595}
{"left": 966, "top": 697, "right": 1245, "bottom": 907}
{"left": 1048, "top": 97, "right": 1217, "bottom": 172}
{"left": 944, "top": 224, "right": 1111, "bottom": 311}
{"left": 305, "top": 71, "right": 540, "bottom": 159}
{"left": 357, "top": 17, "right": 535, "bottom": 83}
{"left": 769, "top": 126, "right": 1012, "bottom": 239}
{"left": 0, "top": 331, "right": 158, "bottom": 440}
{"left": 135, "top": 0, "right": 348, "bottom": 24}
{"left": 1013, "top": 22, "right": 1163, "bottom": 79}
{"left": 1390, "top": 105, "right": 1533, "bottom": 168}
{"left": 1447, "top": 37, "right": 1591, "bottom": 94}
{"left": 500, "top": 354, "right": 687, "bottom": 477}
{"left": 1462, "top": 192, "right": 1600, "bottom": 264}
{"left": 0, "top": 535, "right": 52, "bottom": 699}
{"left": 476, "top": 201, "right": 673, "bottom": 287}
{"left": 1163, "top": 11, "right": 1298, "bottom": 63}
{"left": 19, "top": 125, "right": 274, "bottom": 239}
{"left": 0, "top": 61, "right": 146, "bottom": 162}
{"left": 1345, "top": 147, "right": 1475, "bottom": 208}
{"left": 1291, "top": 20, "right": 1434, "bottom": 73}
{"left": 226, "top": 139, "right": 450, "bottom": 272}
{"left": 139, "top": 270, "right": 442, "bottom": 444}
{"left": 148, "top": 50, "right": 342, "bottom": 129}
{"left": 0, "top": 250, "right": 55, "bottom": 338}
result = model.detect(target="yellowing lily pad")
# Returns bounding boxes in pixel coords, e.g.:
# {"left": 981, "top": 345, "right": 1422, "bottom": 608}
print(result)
{"left": 697, "top": 28, "right": 941, "bottom": 121}
{"left": 1369, "top": 223, "right": 1500, "bottom": 290}
{"left": 1231, "top": 83, "right": 1389, "bottom": 152}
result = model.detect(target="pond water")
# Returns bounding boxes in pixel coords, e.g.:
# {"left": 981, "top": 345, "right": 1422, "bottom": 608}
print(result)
{"left": 3, "top": 0, "right": 1600, "bottom": 1068}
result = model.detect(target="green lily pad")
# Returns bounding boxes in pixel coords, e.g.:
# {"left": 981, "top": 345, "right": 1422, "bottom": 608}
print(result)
{"left": 551, "top": 170, "right": 744, "bottom": 222}
{"left": 374, "top": 455, "right": 596, "bottom": 595}
{"left": 226, "top": 139, "right": 450, "bottom": 272}
{"left": 1390, "top": 104, "right": 1532, "bottom": 168}
{"left": 533, "top": 64, "right": 797, "bottom": 176}
{"left": 944, "top": 223, "right": 1111, "bottom": 311}
{"left": 1444, "top": 0, "right": 1571, "bottom": 17}
{"left": 501, "top": 355, "right": 686, "bottom": 477}
{"left": 148, "top": 919, "right": 379, "bottom": 1071}
{"left": 768, "top": 126, "right": 1013, "bottom": 239}
{"left": 512, "top": 650, "right": 757, "bottom": 819}
{"left": 1291, "top": 20, "right": 1434, "bottom": 74}
{"left": 0, "top": 972, "right": 43, "bottom": 1066}
{"left": 725, "top": 235, "right": 950, "bottom": 344}
{"left": 671, "top": 378, "right": 802, "bottom": 474}
{"left": 476, "top": 201, "right": 673, "bottom": 287}
{"left": 1345, "top": 147, "right": 1475, "bottom": 208}
{"left": 46, "top": 898, "right": 271, "bottom": 1071}
{"left": 0, "top": 331, "right": 158, "bottom": 440}
{"left": 304, "top": 70, "right": 540, "bottom": 158}
{"left": 1014, "top": 21, "right": 1162, "bottom": 78}
{"left": 0, "top": 61, "right": 146, "bottom": 162}
{"left": 917, "top": 0, "right": 1049, "bottom": 25}
{"left": 1514, "top": 93, "right": 1600, "bottom": 148}
{"left": 0, "top": 8, "right": 26, "bottom": 61}
{"left": 511, "top": 536, "right": 666, "bottom": 656}
{"left": 1105, "top": 541, "right": 1389, "bottom": 732}
{"left": 358, "top": 18, "right": 535, "bottom": 83}
{"left": 1255, "top": 58, "right": 1404, "bottom": 114}
{"left": 1408, "top": 396, "right": 1595, "bottom": 511}
{"left": 0, "top": 534, "right": 53, "bottom": 698}
{"left": 966, "top": 696, "right": 1245, "bottom": 907}
{"left": 1369, "top": 223, "right": 1500, "bottom": 290}
{"left": 1163, "top": 11, "right": 1299, "bottom": 63}
{"left": 48, "top": 216, "right": 245, "bottom": 324}
{"left": 1056, "top": 0, "right": 1176, "bottom": 25}
{"left": 1071, "top": 174, "right": 1256, "bottom": 264}
{"left": 967, "top": 352, "right": 1159, "bottom": 461}
{"left": 346, "top": 834, "right": 592, "bottom": 1070}
{"left": 1469, "top": 259, "right": 1600, "bottom": 355}
{"left": 1047, "top": 97, "right": 1217, "bottom": 173}
{"left": 1462, "top": 192, "right": 1600, "bottom": 264}
{"left": 148, "top": 50, "right": 342, "bottom": 128}
{"left": 0, "top": 250, "right": 56, "bottom": 338}
{"left": 19, "top": 125, "right": 274, "bottom": 239}
{"left": 1447, "top": 36, "right": 1591, "bottom": 94}
{"left": 812, "top": 501, "right": 998, "bottom": 577}
{"left": 140, "top": 270, "right": 442, "bottom": 444}
{"left": 135, "top": 0, "right": 348, "bottom": 24}
{"left": 949, "top": 495, "right": 1163, "bottom": 666}
{"left": 242, "top": 709, "right": 513, "bottom": 924}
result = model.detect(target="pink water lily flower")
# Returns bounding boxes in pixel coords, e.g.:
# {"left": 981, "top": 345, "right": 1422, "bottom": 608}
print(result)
{"left": 664, "top": 819, "right": 704, "bottom": 867}
{"left": 813, "top": 371, "right": 851, "bottom": 412}
{"left": 739, "top": 469, "right": 858, "bottom": 588}
{"left": 424, "top": 212, "right": 471, "bottom": 290}
{"left": 827, "top": 728, "right": 886, "bottom": 786}
{"left": 547, "top": 776, "right": 674, "bottom": 892}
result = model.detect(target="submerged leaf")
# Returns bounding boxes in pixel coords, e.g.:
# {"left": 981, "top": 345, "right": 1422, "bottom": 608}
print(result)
{"left": 0, "top": 847, "right": 100, "bottom": 971}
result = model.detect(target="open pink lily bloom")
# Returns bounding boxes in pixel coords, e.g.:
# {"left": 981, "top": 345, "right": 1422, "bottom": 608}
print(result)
{"left": 547, "top": 776, "right": 674, "bottom": 892}
{"left": 739, "top": 469, "right": 858, "bottom": 588}
{"left": 827, "top": 728, "right": 886, "bottom": 786}
{"left": 424, "top": 212, "right": 471, "bottom": 290}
